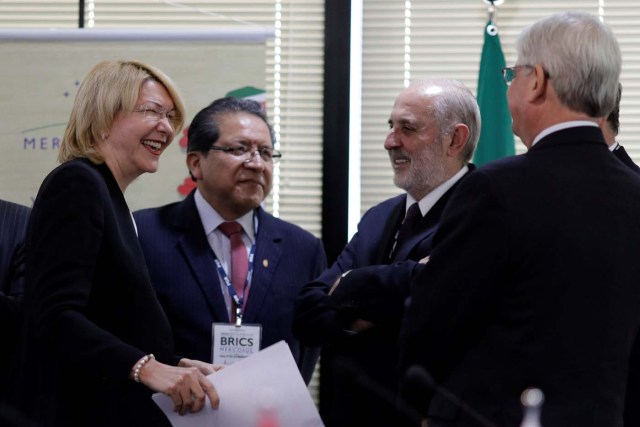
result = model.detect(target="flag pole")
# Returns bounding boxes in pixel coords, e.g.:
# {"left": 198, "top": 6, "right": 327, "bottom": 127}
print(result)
{"left": 482, "top": 0, "right": 504, "bottom": 27}
{"left": 487, "top": 1, "right": 495, "bottom": 25}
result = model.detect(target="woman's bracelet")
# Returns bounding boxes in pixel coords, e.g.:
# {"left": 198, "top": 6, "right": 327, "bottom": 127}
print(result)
{"left": 132, "top": 354, "right": 155, "bottom": 383}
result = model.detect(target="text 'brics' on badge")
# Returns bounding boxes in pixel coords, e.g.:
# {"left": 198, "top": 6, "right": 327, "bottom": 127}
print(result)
{"left": 212, "top": 323, "right": 262, "bottom": 365}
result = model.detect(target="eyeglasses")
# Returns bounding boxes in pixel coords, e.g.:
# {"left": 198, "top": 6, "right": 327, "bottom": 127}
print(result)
{"left": 501, "top": 65, "right": 535, "bottom": 86}
{"left": 209, "top": 145, "right": 282, "bottom": 164}
{"left": 501, "top": 65, "right": 550, "bottom": 86}
{"left": 133, "top": 105, "right": 178, "bottom": 129}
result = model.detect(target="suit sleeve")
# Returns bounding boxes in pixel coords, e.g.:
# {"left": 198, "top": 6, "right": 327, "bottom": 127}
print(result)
{"left": 398, "top": 170, "right": 510, "bottom": 415}
{"left": 328, "top": 260, "right": 424, "bottom": 327}
{"left": 295, "top": 236, "right": 329, "bottom": 383}
{"left": 26, "top": 165, "right": 143, "bottom": 383}
{"left": 294, "top": 214, "right": 372, "bottom": 346}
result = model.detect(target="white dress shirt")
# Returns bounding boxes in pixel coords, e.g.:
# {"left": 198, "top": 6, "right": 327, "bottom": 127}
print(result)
{"left": 194, "top": 189, "right": 255, "bottom": 318}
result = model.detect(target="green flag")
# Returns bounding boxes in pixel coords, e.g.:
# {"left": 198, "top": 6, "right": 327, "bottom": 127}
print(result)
{"left": 473, "top": 21, "right": 515, "bottom": 167}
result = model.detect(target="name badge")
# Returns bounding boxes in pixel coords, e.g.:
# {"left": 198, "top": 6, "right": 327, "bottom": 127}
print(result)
{"left": 212, "top": 323, "right": 262, "bottom": 365}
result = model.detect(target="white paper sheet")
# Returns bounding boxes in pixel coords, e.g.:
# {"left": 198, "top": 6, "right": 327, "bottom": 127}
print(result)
{"left": 152, "top": 340, "right": 324, "bottom": 427}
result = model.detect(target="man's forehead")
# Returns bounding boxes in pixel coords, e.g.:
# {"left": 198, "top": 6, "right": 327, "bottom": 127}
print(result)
{"left": 396, "top": 84, "right": 439, "bottom": 105}
{"left": 390, "top": 93, "right": 435, "bottom": 123}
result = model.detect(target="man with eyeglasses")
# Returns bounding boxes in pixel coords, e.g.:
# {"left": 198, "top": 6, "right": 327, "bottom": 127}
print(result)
{"left": 398, "top": 12, "right": 640, "bottom": 427}
{"left": 294, "top": 78, "right": 480, "bottom": 427}
{"left": 134, "top": 97, "right": 326, "bottom": 384}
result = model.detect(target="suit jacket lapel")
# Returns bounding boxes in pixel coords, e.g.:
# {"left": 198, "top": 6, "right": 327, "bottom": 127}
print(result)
{"left": 392, "top": 214, "right": 438, "bottom": 261}
{"left": 242, "top": 208, "right": 282, "bottom": 323}
{"left": 174, "top": 193, "right": 230, "bottom": 322}
{"left": 373, "top": 195, "right": 407, "bottom": 264}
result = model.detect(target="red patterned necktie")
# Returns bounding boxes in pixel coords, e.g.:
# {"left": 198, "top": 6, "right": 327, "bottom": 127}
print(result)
{"left": 218, "top": 221, "right": 249, "bottom": 305}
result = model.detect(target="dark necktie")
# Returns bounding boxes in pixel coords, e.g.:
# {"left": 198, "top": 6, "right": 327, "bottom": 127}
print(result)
{"left": 389, "top": 202, "right": 422, "bottom": 259}
{"left": 218, "top": 222, "right": 249, "bottom": 303}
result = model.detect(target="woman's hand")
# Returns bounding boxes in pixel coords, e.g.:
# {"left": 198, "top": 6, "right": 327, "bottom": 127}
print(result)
{"left": 178, "top": 358, "right": 225, "bottom": 376}
{"left": 138, "top": 359, "right": 220, "bottom": 415}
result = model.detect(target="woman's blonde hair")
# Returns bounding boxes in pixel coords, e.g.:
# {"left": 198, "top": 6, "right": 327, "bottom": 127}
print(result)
{"left": 58, "top": 59, "right": 185, "bottom": 163}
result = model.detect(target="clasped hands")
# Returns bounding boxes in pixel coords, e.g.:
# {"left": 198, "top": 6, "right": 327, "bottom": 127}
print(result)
{"left": 328, "top": 255, "right": 430, "bottom": 333}
{"left": 136, "top": 357, "right": 224, "bottom": 415}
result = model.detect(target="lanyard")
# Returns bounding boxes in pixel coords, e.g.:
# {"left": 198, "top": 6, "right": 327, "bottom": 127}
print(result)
{"left": 213, "top": 212, "right": 258, "bottom": 326}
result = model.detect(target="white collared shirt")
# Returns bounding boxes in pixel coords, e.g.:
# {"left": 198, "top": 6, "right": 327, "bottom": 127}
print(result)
{"left": 406, "top": 165, "right": 470, "bottom": 215}
{"left": 531, "top": 121, "right": 599, "bottom": 147}
{"left": 195, "top": 189, "right": 255, "bottom": 318}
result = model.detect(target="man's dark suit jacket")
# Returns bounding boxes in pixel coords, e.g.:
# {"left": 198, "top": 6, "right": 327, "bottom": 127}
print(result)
{"left": 400, "top": 127, "right": 640, "bottom": 427}
{"left": 294, "top": 166, "right": 472, "bottom": 427}
{"left": 613, "top": 144, "right": 640, "bottom": 427}
{"left": 11, "top": 159, "right": 177, "bottom": 427}
{"left": 613, "top": 144, "right": 640, "bottom": 174}
{"left": 0, "top": 200, "right": 30, "bottom": 408}
{"left": 134, "top": 191, "right": 327, "bottom": 383}
{"left": 0, "top": 199, "right": 30, "bottom": 296}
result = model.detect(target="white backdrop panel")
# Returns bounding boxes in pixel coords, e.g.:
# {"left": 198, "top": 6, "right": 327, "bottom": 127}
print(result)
{"left": 0, "top": 36, "right": 266, "bottom": 210}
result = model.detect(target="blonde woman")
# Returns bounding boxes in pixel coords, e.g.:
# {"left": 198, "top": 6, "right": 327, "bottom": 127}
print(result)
{"left": 12, "top": 60, "right": 219, "bottom": 427}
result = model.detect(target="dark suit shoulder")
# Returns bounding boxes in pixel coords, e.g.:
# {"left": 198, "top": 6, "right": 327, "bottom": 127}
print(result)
{"left": 0, "top": 199, "right": 31, "bottom": 220}
{"left": 42, "top": 158, "right": 101, "bottom": 185}
{"left": 613, "top": 145, "right": 640, "bottom": 174}
{"left": 351, "top": 194, "right": 406, "bottom": 234}
{"left": 36, "top": 159, "right": 121, "bottom": 210}
{"left": 257, "top": 208, "right": 321, "bottom": 242}
{"left": 133, "top": 199, "right": 183, "bottom": 225}
{"left": 363, "top": 193, "right": 405, "bottom": 215}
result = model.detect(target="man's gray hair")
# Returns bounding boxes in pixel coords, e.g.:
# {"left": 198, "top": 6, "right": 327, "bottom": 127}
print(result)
{"left": 412, "top": 79, "right": 481, "bottom": 164}
{"left": 516, "top": 11, "right": 621, "bottom": 118}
